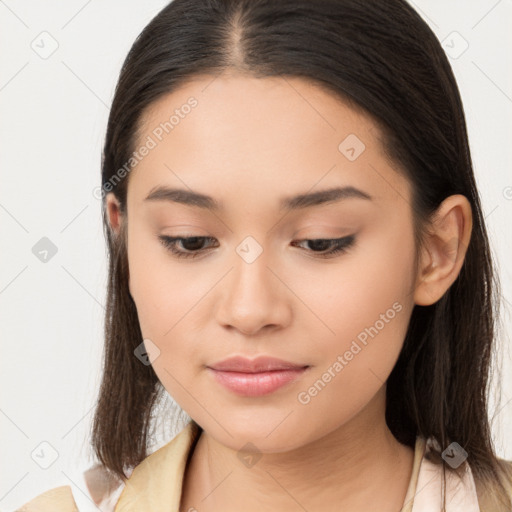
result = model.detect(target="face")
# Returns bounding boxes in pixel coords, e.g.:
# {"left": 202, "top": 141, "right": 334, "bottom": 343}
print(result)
{"left": 112, "top": 73, "right": 420, "bottom": 453}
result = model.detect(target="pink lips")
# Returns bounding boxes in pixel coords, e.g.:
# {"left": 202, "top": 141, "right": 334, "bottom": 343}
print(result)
{"left": 207, "top": 355, "right": 310, "bottom": 396}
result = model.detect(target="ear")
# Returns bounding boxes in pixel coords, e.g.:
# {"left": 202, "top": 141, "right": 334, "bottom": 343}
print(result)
{"left": 105, "top": 193, "right": 123, "bottom": 236}
{"left": 105, "top": 193, "right": 132, "bottom": 293}
{"left": 414, "top": 194, "right": 473, "bottom": 306}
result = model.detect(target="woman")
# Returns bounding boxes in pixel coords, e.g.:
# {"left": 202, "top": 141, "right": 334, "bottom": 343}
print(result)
{"left": 16, "top": 0, "right": 512, "bottom": 510}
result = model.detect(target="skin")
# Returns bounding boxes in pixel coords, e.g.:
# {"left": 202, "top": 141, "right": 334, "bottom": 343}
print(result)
{"left": 106, "top": 72, "right": 472, "bottom": 512}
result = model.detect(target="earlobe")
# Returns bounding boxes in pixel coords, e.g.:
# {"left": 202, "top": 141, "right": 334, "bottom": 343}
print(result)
{"left": 413, "top": 194, "right": 473, "bottom": 306}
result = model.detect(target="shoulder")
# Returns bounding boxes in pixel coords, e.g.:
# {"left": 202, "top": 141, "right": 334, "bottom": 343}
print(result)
{"left": 14, "top": 423, "right": 199, "bottom": 512}
{"left": 415, "top": 437, "right": 512, "bottom": 511}
{"left": 496, "top": 457, "right": 512, "bottom": 491}
{"left": 472, "top": 456, "right": 512, "bottom": 512}
{"left": 13, "top": 485, "right": 78, "bottom": 512}
{"left": 14, "top": 465, "right": 126, "bottom": 512}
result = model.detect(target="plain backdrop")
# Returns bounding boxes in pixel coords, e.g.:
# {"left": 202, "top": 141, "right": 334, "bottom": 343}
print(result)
{"left": 1, "top": 1, "right": 511, "bottom": 510}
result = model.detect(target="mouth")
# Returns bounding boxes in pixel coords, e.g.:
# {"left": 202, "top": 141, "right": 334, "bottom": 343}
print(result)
{"left": 207, "top": 355, "right": 309, "bottom": 373}
{"left": 206, "top": 356, "right": 310, "bottom": 396}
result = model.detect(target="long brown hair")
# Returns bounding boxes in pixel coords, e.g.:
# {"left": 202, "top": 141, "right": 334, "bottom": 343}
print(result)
{"left": 90, "top": 0, "right": 511, "bottom": 508}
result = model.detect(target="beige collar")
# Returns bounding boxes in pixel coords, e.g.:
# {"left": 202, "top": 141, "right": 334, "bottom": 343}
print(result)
{"left": 114, "top": 422, "right": 478, "bottom": 512}
{"left": 114, "top": 421, "right": 200, "bottom": 511}
{"left": 17, "top": 422, "right": 489, "bottom": 512}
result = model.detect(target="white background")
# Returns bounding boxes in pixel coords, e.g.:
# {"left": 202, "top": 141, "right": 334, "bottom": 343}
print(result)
{"left": 1, "top": 1, "right": 511, "bottom": 510}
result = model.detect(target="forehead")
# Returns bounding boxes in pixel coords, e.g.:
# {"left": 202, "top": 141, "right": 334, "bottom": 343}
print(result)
{"left": 127, "top": 73, "right": 409, "bottom": 210}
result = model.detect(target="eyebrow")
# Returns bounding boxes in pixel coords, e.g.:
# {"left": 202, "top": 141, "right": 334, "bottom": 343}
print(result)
{"left": 143, "top": 185, "right": 373, "bottom": 212}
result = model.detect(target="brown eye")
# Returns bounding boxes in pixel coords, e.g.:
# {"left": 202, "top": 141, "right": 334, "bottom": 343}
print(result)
{"left": 159, "top": 236, "right": 218, "bottom": 259}
{"left": 290, "top": 235, "right": 356, "bottom": 258}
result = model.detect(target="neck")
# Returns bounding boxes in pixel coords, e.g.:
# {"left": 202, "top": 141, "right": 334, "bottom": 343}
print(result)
{"left": 180, "top": 387, "right": 415, "bottom": 512}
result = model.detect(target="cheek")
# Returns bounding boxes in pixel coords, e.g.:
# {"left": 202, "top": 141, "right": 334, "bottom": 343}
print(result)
{"left": 127, "top": 229, "right": 165, "bottom": 333}
{"left": 126, "top": 225, "right": 210, "bottom": 385}
{"left": 289, "top": 225, "right": 415, "bottom": 345}
{"left": 293, "top": 297, "right": 411, "bottom": 436}
{"left": 293, "top": 227, "right": 415, "bottom": 407}
{"left": 127, "top": 223, "right": 195, "bottom": 327}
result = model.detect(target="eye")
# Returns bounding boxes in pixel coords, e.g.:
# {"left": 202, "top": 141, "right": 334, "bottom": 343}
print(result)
{"left": 158, "top": 236, "right": 218, "bottom": 259}
{"left": 159, "top": 235, "right": 356, "bottom": 260}
{"left": 290, "top": 235, "right": 356, "bottom": 258}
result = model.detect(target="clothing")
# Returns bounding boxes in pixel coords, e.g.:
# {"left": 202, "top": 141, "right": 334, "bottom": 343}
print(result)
{"left": 14, "top": 420, "right": 512, "bottom": 511}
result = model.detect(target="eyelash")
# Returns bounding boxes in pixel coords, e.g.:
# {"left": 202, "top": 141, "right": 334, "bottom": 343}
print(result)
{"left": 158, "top": 235, "right": 356, "bottom": 260}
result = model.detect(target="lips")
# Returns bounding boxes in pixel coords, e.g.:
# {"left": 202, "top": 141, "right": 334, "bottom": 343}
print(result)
{"left": 207, "top": 355, "right": 309, "bottom": 373}
{"left": 206, "top": 356, "right": 311, "bottom": 396}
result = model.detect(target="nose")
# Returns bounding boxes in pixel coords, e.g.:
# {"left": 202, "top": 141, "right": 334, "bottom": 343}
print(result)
{"left": 214, "top": 249, "right": 292, "bottom": 337}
